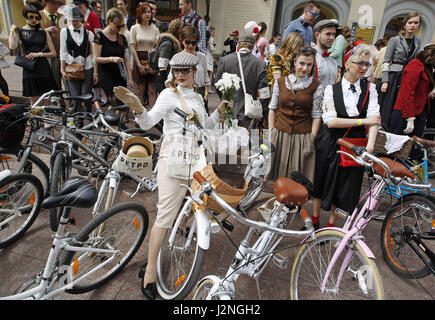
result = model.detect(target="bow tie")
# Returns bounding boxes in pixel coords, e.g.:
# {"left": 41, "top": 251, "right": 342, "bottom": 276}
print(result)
{"left": 73, "top": 29, "right": 81, "bottom": 33}
{"left": 322, "top": 51, "right": 331, "bottom": 57}
{"left": 349, "top": 84, "right": 356, "bottom": 93}
{"left": 303, "top": 22, "right": 309, "bottom": 27}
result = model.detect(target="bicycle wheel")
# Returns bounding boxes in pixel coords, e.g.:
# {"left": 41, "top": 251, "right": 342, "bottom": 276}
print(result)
{"left": 290, "top": 229, "right": 384, "bottom": 300}
{"left": 192, "top": 278, "right": 222, "bottom": 300}
{"left": 59, "top": 202, "right": 149, "bottom": 294}
{"left": 380, "top": 194, "right": 435, "bottom": 279}
{"left": 0, "top": 173, "right": 43, "bottom": 248}
{"left": 49, "top": 153, "right": 67, "bottom": 232}
{"left": 0, "top": 151, "right": 50, "bottom": 198}
{"left": 156, "top": 211, "right": 207, "bottom": 300}
{"left": 422, "top": 128, "right": 435, "bottom": 177}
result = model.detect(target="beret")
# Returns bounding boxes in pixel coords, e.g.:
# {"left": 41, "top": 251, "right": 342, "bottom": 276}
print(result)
{"left": 313, "top": 19, "right": 339, "bottom": 33}
{"left": 169, "top": 51, "right": 199, "bottom": 68}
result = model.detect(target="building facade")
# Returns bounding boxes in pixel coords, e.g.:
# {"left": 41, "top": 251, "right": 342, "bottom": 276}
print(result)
{"left": 2, "top": 0, "right": 434, "bottom": 53}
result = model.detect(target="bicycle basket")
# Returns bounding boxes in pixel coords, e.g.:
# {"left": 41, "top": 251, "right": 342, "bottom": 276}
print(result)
{"left": 373, "top": 131, "right": 414, "bottom": 160}
{"left": 0, "top": 104, "right": 27, "bottom": 149}
{"left": 191, "top": 163, "right": 247, "bottom": 213}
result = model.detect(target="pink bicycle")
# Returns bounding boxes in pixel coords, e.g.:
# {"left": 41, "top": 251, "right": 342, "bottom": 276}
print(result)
{"left": 290, "top": 138, "right": 424, "bottom": 300}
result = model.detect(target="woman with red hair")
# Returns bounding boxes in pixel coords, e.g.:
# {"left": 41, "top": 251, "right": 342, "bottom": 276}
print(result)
{"left": 130, "top": 2, "right": 160, "bottom": 108}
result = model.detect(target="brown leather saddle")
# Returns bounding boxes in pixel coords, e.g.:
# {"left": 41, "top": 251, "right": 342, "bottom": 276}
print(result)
{"left": 373, "top": 157, "right": 415, "bottom": 179}
{"left": 273, "top": 177, "right": 309, "bottom": 206}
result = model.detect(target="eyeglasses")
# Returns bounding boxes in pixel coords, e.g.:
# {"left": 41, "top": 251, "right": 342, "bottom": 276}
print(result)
{"left": 184, "top": 40, "right": 198, "bottom": 46}
{"left": 307, "top": 9, "right": 320, "bottom": 18}
{"left": 173, "top": 68, "right": 192, "bottom": 75}
{"left": 352, "top": 61, "right": 372, "bottom": 68}
{"left": 27, "top": 14, "right": 41, "bottom": 21}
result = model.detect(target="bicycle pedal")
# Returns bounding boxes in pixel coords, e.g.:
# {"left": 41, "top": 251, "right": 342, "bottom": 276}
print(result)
{"left": 272, "top": 253, "right": 288, "bottom": 270}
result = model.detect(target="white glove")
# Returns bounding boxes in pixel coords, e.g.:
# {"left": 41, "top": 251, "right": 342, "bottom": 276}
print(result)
{"left": 113, "top": 86, "right": 145, "bottom": 115}
{"left": 403, "top": 117, "right": 415, "bottom": 134}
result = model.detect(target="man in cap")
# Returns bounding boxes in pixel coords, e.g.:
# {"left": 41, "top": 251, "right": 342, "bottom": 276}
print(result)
{"left": 313, "top": 19, "right": 339, "bottom": 87}
{"left": 39, "top": 0, "right": 65, "bottom": 89}
{"left": 223, "top": 30, "right": 238, "bottom": 55}
{"left": 282, "top": 1, "right": 321, "bottom": 46}
{"left": 74, "top": 0, "right": 101, "bottom": 34}
{"left": 215, "top": 33, "right": 270, "bottom": 128}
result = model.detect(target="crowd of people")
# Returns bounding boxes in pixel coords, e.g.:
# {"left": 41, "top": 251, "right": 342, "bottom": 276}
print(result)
{"left": 3, "top": 0, "right": 435, "bottom": 300}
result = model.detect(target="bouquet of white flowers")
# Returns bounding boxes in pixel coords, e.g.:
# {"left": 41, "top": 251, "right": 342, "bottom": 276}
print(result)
{"left": 215, "top": 73, "right": 241, "bottom": 127}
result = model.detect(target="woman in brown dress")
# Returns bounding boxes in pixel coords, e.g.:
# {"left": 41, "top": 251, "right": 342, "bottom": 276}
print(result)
{"left": 268, "top": 46, "right": 323, "bottom": 182}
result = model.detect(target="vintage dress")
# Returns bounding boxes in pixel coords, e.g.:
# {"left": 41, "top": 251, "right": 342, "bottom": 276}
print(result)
{"left": 313, "top": 77, "right": 379, "bottom": 212}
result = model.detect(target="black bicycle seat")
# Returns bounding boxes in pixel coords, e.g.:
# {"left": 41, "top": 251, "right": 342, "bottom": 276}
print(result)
{"left": 103, "top": 110, "right": 120, "bottom": 125}
{"left": 42, "top": 177, "right": 97, "bottom": 209}
{"left": 109, "top": 105, "right": 129, "bottom": 112}
{"left": 64, "top": 93, "right": 94, "bottom": 102}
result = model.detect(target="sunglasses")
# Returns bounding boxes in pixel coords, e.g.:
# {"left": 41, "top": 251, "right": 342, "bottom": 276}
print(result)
{"left": 307, "top": 9, "right": 320, "bottom": 18}
{"left": 353, "top": 61, "right": 372, "bottom": 68}
{"left": 27, "top": 14, "right": 41, "bottom": 21}
{"left": 184, "top": 40, "right": 198, "bottom": 46}
{"left": 115, "top": 23, "right": 125, "bottom": 29}
{"left": 173, "top": 68, "right": 192, "bottom": 75}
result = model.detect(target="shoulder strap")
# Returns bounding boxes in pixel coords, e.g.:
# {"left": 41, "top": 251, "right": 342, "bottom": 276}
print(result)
{"left": 236, "top": 52, "right": 247, "bottom": 94}
{"left": 193, "top": 16, "right": 201, "bottom": 28}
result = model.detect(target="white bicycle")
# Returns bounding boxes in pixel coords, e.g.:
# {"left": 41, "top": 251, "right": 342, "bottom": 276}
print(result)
{"left": 155, "top": 107, "right": 275, "bottom": 300}
{"left": 0, "top": 177, "right": 149, "bottom": 299}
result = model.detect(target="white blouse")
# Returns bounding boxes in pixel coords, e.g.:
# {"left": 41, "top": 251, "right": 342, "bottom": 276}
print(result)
{"left": 59, "top": 26, "right": 95, "bottom": 70}
{"left": 135, "top": 85, "right": 220, "bottom": 136}
{"left": 268, "top": 74, "right": 324, "bottom": 119}
{"left": 322, "top": 77, "right": 380, "bottom": 124}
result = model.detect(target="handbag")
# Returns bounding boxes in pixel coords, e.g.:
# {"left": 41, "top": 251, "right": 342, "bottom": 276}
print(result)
{"left": 165, "top": 90, "right": 207, "bottom": 180}
{"left": 237, "top": 52, "right": 263, "bottom": 119}
{"left": 14, "top": 30, "right": 38, "bottom": 71}
{"left": 64, "top": 30, "right": 89, "bottom": 81}
{"left": 339, "top": 82, "right": 370, "bottom": 167}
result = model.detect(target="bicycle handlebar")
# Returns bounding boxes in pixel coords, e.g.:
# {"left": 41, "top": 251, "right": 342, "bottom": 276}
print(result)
{"left": 192, "top": 171, "right": 314, "bottom": 237}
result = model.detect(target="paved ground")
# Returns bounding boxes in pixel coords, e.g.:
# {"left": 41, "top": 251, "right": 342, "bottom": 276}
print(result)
{"left": 0, "top": 55, "right": 434, "bottom": 303}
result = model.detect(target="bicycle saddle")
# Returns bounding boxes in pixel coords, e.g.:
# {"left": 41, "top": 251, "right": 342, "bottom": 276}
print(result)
{"left": 273, "top": 177, "right": 308, "bottom": 206}
{"left": 103, "top": 110, "right": 120, "bottom": 125}
{"left": 373, "top": 157, "right": 415, "bottom": 179}
{"left": 42, "top": 177, "right": 97, "bottom": 209}
{"left": 64, "top": 93, "right": 94, "bottom": 102}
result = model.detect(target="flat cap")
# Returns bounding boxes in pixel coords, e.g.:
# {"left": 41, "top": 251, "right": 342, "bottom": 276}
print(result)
{"left": 313, "top": 19, "right": 339, "bottom": 33}
{"left": 169, "top": 51, "right": 199, "bottom": 68}
{"left": 238, "top": 33, "right": 255, "bottom": 44}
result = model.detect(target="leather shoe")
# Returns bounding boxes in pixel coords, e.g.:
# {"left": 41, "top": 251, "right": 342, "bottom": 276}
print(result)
{"left": 138, "top": 262, "right": 157, "bottom": 300}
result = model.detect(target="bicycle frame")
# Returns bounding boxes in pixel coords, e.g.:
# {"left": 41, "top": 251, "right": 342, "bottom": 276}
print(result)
{"left": 0, "top": 206, "right": 120, "bottom": 300}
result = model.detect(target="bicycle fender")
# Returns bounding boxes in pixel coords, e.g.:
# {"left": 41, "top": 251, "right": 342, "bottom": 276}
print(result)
{"left": 0, "top": 169, "right": 12, "bottom": 181}
{"left": 300, "top": 227, "right": 376, "bottom": 259}
{"left": 195, "top": 275, "right": 231, "bottom": 300}
{"left": 195, "top": 209, "right": 210, "bottom": 250}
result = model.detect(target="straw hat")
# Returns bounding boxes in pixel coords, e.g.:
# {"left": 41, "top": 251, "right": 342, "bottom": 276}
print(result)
{"left": 122, "top": 136, "right": 153, "bottom": 159}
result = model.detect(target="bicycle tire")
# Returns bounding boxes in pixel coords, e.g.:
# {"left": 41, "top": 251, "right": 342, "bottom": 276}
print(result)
{"left": 192, "top": 278, "right": 222, "bottom": 300}
{"left": 0, "top": 151, "right": 50, "bottom": 198}
{"left": 156, "top": 212, "right": 207, "bottom": 300}
{"left": 290, "top": 229, "right": 384, "bottom": 300}
{"left": 422, "top": 128, "right": 435, "bottom": 177}
{"left": 49, "top": 153, "right": 66, "bottom": 232}
{"left": 60, "top": 202, "right": 149, "bottom": 294}
{"left": 380, "top": 194, "right": 435, "bottom": 279}
{"left": 0, "top": 173, "right": 43, "bottom": 248}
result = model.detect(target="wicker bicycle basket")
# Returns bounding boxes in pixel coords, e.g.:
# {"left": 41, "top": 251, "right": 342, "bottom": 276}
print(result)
{"left": 373, "top": 131, "right": 414, "bottom": 160}
{"left": 191, "top": 163, "right": 247, "bottom": 213}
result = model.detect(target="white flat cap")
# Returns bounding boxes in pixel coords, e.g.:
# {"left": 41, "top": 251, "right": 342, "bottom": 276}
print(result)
{"left": 169, "top": 52, "right": 199, "bottom": 68}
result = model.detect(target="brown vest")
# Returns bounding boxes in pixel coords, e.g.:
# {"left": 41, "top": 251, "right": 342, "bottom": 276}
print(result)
{"left": 274, "top": 77, "right": 320, "bottom": 134}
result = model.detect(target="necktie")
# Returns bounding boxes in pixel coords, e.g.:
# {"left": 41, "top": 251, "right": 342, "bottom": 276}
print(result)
{"left": 349, "top": 84, "right": 356, "bottom": 93}
{"left": 73, "top": 29, "right": 80, "bottom": 33}
{"left": 322, "top": 51, "right": 331, "bottom": 57}
{"left": 49, "top": 14, "right": 56, "bottom": 26}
